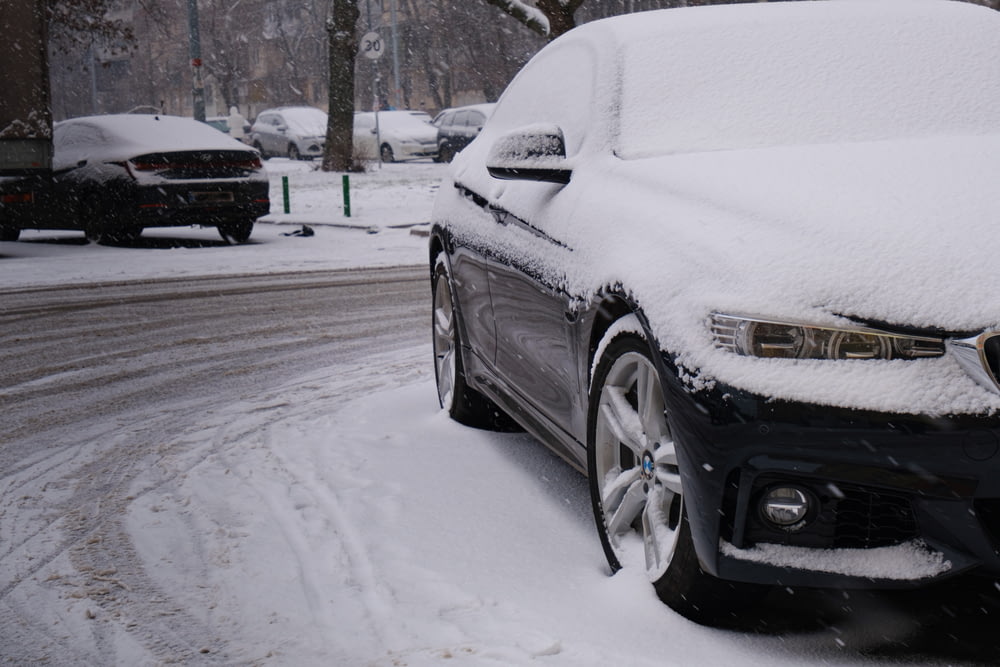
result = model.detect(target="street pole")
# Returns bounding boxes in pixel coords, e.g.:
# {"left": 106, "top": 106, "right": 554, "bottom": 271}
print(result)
{"left": 389, "top": 0, "right": 400, "bottom": 108}
{"left": 187, "top": 0, "right": 205, "bottom": 121}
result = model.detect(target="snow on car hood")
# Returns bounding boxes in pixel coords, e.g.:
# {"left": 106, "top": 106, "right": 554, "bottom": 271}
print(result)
{"left": 608, "top": 134, "right": 1000, "bottom": 333}
{"left": 438, "top": 132, "right": 1000, "bottom": 416}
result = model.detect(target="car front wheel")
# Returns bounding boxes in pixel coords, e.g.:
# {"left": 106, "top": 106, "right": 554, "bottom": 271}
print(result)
{"left": 380, "top": 143, "right": 395, "bottom": 163}
{"left": 0, "top": 225, "right": 20, "bottom": 241}
{"left": 288, "top": 144, "right": 300, "bottom": 160}
{"left": 588, "top": 323, "right": 762, "bottom": 624}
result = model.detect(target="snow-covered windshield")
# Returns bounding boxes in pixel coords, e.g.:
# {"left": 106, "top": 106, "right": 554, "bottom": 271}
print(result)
{"left": 616, "top": 1, "right": 1000, "bottom": 158}
{"left": 281, "top": 108, "right": 327, "bottom": 136}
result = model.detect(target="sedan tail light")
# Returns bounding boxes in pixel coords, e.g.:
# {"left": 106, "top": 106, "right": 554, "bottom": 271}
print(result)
{"left": 126, "top": 151, "right": 263, "bottom": 179}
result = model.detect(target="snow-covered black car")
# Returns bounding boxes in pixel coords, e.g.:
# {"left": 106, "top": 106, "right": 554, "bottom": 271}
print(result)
{"left": 31, "top": 114, "right": 270, "bottom": 244}
{"left": 429, "top": 1, "right": 1000, "bottom": 625}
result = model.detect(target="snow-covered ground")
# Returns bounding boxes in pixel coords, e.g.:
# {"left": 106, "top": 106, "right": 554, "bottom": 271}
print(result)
{"left": 1, "top": 159, "right": 992, "bottom": 665}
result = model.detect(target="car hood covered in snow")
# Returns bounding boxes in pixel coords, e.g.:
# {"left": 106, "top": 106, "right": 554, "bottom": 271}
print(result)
{"left": 609, "top": 135, "right": 1000, "bottom": 334}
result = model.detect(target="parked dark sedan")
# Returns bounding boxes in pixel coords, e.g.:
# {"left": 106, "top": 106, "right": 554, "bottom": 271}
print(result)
{"left": 17, "top": 114, "right": 270, "bottom": 244}
{"left": 429, "top": 1, "right": 1000, "bottom": 625}
{"left": 432, "top": 103, "right": 494, "bottom": 163}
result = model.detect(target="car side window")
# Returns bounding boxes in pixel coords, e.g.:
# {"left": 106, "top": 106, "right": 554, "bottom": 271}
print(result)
{"left": 488, "top": 41, "right": 596, "bottom": 156}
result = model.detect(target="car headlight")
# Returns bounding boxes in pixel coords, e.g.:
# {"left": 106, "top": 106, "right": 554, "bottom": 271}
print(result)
{"left": 710, "top": 313, "right": 945, "bottom": 360}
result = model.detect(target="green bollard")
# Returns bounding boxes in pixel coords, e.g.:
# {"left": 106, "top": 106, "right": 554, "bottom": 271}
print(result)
{"left": 342, "top": 174, "right": 351, "bottom": 218}
{"left": 282, "top": 175, "right": 290, "bottom": 214}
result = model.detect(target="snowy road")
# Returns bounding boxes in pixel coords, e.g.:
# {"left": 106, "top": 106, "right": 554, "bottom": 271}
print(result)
{"left": 2, "top": 266, "right": 998, "bottom": 665}
{"left": 1, "top": 267, "right": 431, "bottom": 663}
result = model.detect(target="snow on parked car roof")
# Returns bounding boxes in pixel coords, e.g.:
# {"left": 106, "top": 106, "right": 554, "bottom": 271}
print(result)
{"left": 608, "top": 0, "right": 1000, "bottom": 157}
{"left": 273, "top": 107, "right": 327, "bottom": 135}
{"left": 53, "top": 114, "right": 254, "bottom": 169}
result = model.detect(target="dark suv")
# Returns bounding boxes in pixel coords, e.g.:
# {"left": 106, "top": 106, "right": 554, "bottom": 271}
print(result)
{"left": 432, "top": 103, "right": 494, "bottom": 163}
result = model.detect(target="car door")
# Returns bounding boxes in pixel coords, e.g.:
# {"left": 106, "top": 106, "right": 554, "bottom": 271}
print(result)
{"left": 487, "top": 208, "right": 581, "bottom": 432}
{"left": 480, "top": 42, "right": 599, "bottom": 436}
{"left": 353, "top": 114, "right": 377, "bottom": 159}
{"left": 461, "top": 111, "right": 486, "bottom": 151}
{"left": 260, "top": 114, "right": 281, "bottom": 155}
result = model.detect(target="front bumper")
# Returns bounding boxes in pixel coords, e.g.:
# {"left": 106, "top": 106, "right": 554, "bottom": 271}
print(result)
{"left": 396, "top": 142, "right": 439, "bottom": 160}
{"left": 670, "top": 378, "right": 1000, "bottom": 588}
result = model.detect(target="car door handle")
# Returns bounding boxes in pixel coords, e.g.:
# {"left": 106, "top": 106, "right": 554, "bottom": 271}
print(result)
{"left": 489, "top": 206, "right": 508, "bottom": 225}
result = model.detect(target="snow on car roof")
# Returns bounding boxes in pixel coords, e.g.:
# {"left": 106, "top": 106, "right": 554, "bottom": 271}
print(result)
{"left": 53, "top": 114, "right": 252, "bottom": 168}
{"left": 593, "top": 0, "right": 1000, "bottom": 156}
{"left": 272, "top": 107, "right": 327, "bottom": 135}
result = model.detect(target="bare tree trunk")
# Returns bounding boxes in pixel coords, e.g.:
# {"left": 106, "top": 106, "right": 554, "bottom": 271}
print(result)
{"left": 536, "top": 0, "right": 584, "bottom": 39}
{"left": 323, "top": 0, "right": 359, "bottom": 172}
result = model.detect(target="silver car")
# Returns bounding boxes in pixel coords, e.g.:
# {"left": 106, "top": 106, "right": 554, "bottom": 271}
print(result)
{"left": 249, "top": 106, "right": 327, "bottom": 160}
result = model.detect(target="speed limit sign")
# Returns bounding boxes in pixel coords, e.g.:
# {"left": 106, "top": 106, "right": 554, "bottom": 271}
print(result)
{"left": 360, "top": 32, "right": 384, "bottom": 60}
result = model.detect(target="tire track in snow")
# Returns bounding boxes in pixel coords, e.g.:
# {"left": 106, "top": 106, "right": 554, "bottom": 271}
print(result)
{"left": 0, "top": 267, "right": 431, "bottom": 663}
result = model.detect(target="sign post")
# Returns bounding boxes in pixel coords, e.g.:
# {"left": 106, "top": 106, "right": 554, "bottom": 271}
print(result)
{"left": 360, "top": 31, "right": 385, "bottom": 167}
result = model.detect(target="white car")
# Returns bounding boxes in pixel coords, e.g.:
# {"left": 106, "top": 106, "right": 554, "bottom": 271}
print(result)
{"left": 353, "top": 110, "right": 438, "bottom": 162}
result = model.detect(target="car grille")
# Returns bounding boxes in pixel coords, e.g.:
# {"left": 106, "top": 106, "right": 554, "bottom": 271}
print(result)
{"left": 832, "top": 486, "right": 919, "bottom": 548}
{"left": 128, "top": 151, "right": 262, "bottom": 179}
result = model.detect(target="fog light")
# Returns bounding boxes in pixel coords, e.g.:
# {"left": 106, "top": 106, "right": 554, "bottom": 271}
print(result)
{"left": 759, "top": 486, "right": 811, "bottom": 529}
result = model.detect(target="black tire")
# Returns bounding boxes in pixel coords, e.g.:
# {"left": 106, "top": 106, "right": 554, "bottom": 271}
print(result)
{"left": 587, "top": 326, "right": 764, "bottom": 625}
{"left": 218, "top": 220, "right": 254, "bottom": 244}
{"left": 432, "top": 254, "right": 513, "bottom": 429}
{"left": 380, "top": 143, "right": 395, "bottom": 163}
{"left": 288, "top": 144, "right": 300, "bottom": 160}
{"left": 252, "top": 141, "right": 266, "bottom": 158}
{"left": 0, "top": 225, "right": 20, "bottom": 241}
{"left": 438, "top": 143, "right": 455, "bottom": 163}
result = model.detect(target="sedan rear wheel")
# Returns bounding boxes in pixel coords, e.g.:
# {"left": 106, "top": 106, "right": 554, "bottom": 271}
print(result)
{"left": 380, "top": 143, "right": 395, "bottom": 163}
{"left": 432, "top": 254, "right": 514, "bottom": 430}
{"left": 588, "top": 324, "right": 763, "bottom": 624}
{"left": 218, "top": 220, "right": 254, "bottom": 244}
{"left": 0, "top": 225, "right": 20, "bottom": 241}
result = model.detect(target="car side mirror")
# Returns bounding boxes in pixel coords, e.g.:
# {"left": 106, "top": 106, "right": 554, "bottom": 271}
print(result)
{"left": 486, "top": 125, "right": 571, "bottom": 184}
